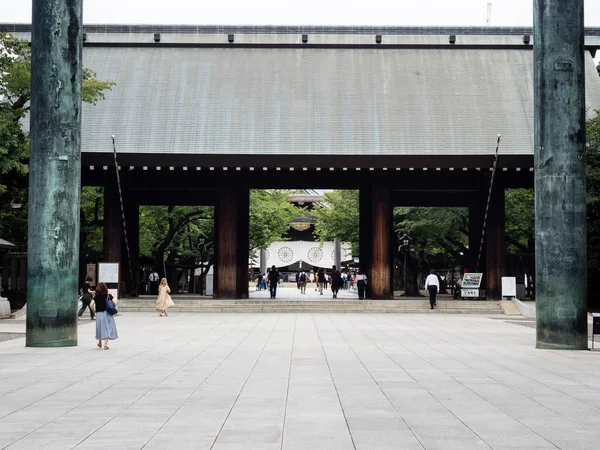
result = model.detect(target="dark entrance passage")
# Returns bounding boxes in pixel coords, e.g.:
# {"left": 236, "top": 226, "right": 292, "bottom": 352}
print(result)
{"left": 84, "top": 168, "right": 532, "bottom": 301}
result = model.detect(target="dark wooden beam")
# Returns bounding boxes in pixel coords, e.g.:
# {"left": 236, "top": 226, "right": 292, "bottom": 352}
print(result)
{"left": 371, "top": 178, "right": 393, "bottom": 299}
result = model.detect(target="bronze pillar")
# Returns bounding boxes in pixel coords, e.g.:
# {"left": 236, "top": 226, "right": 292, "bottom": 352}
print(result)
{"left": 371, "top": 179, "right": 393, "bottom": 299}
{"left": 26, "top": 0, "right": 82, "bottom": 347}
{"left": 534, "top": 0, "right": 588, "bottom": 349}
{"left": 215, "top": 176, "right": 238, "bottom": 299}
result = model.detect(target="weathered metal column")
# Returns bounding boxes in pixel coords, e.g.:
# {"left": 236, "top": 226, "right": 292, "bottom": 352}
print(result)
{"left": 534, "top": 0, "right": 588, "bottom": 349}
{"left": 26, "top": 0, "right": 83, "bottom": 347}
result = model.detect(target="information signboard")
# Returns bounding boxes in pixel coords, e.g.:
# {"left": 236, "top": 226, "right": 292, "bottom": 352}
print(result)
{"left": 462, "top": 273, "right": 483, "bottom": 288}
{"left": 108, "top": 288, "right": 119, "bottom": 302}
{"left": 86, "top": 264, "right": 97, "bottom": 286}
{"left": 461, "top": 288, "right": 480, "bottom": 298}
{"left": 98, "top": 262, "right": 120, "bottom": 299}
{"left": 501, "top": 277, "right": 517, "bottom": 298}
{"left": 98, "top": 263, "right": 119, "bottom": 284}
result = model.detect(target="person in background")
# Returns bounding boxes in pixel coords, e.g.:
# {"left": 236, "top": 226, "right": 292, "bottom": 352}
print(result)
{"left": 149, "top": 269, "right": 160, "bottom": 295}
{"left": 330, "top": 265, "right": 342, "bottom": 299}
{"left": 91, "top": 282, "right": 118, "bottom": 350}
{"left": 356, "top": 269, "right": 367, "bottom": 299}
{"left": 317, "top": 268, "right": 325, "bottom": 295}
{"left": 425, "top": 269, "right": 440, "bottom": 309}
{"left": 268, "top": 265, "right": 280, "bottom": 299}
{"left": 262, "top": 273, "right": 268, "bottom": 291}
{"left": 299, "top": 270, "right": 307, "bottom": 294}
{"left": 454, "top": 274, "right": 463, "bottom": 299}
{"left": 78, "top": 276, "right": 96, "bottom": 320}
{"left": 156, "top": 277, "right": 174, "bottom": 316}
{"left": 256, "top": 272, "right": 263, "bottom": 291}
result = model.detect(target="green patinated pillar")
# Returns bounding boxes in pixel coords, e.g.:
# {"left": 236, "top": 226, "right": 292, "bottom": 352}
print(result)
{"left": 534, "top": 0, "right": 588, "bottom": 349}
{"left": 26, "top": 0, "right": 83, "bottom": 347}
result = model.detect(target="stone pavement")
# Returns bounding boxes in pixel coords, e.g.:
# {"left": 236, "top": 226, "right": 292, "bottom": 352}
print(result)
{"left": 0, "top": 313, "right": 599, "bottom": 450}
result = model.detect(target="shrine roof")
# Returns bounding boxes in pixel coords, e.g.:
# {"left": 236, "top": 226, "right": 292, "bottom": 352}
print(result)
{"left": 3, "top": 24, "right": 600, "bottom": 166}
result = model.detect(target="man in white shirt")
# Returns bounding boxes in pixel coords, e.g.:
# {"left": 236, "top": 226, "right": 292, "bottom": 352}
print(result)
{"left": 425, "top": 269, "right": 440, "bottom": 310}
{"left": 149, "top": 270, "right": 159, "bottom": 295}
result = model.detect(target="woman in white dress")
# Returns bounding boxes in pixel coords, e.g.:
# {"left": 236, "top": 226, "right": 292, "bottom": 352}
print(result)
{"left": 156, "top": 278, "right": 174, "bottom": 316}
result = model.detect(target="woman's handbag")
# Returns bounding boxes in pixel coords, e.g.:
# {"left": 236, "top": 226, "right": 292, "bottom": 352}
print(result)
{"left": 105, "top": 295, "right": 118, "bottom": 316}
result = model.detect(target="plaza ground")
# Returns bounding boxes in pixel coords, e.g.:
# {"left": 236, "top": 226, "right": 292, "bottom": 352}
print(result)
{"left": 0, "top": 312, "right": 599, "bottom": 449}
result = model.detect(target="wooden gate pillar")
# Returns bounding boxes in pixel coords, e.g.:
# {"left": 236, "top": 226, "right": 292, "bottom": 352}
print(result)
{"left": 123, "top": 191, "right": 139, "bottom": 297}
{"left": 468, "top": 187, "right": 486, "bottom": 275}
{"left": 215, "top": 176, "right": 238, "bottom": 299}
{"left": 236, "top": 187, "right": 250, "bottom": 299}
{"left": 359, "top": 186, "right": 373, "bottom": 298}
{"left": 486, "top": 183, "right": 505, "bottom": 300}
{"left": 103, "top": 180, "right": 122, "bottom": 265}
{"left": 371, "top": 178, "right": 393, "bottom": 299}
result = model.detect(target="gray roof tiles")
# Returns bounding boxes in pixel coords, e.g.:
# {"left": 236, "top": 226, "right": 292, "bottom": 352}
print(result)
{"left": 79, "top": 46, "right": 600, "bottom": 158}
{"left": 3, "top": 24, "right": 600, "bottom": 162}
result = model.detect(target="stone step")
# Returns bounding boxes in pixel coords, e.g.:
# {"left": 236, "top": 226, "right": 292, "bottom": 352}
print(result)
{"left": 117, "top": 299, "right": 503, "bottom": 314}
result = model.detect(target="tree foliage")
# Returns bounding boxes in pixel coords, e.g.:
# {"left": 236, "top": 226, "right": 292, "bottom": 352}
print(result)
{"left": 394, "top": 207, "right": 468, "bottom": 263}
{"left": 310, "top": 190, "right": 359, "bottom": 255}
{"left": 587, "top": 110, "right": 600, "bottom": 295}
{"left": 139, "top": 205, "right": 214, "bottom": 269}
{"left": 0, "top": 34, "right": 115, "bottom": 243}
{"left": 249, "top": 190, "right": 300, "bottom": 254}
{"left": 505, "top": 189, "right": 534, "bottom": 253}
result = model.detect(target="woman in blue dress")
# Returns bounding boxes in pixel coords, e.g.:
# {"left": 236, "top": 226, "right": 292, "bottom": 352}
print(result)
{"left": 91, "top": 282, "right": 118, "bottom": 350}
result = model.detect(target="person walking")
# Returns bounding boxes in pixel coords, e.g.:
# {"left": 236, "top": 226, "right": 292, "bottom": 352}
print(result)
{"left": 78, "top": 276, "right": 96, "bottom": 320}
{"left": 156, "top": 278, "right": 174, "bottom": 316}
{"left": 425, "top": 269, "right": 440, "bottom": 309}
{"left": 261, "top": 273, "right": 267, "bottom": 291}
{"left": 299, "top": 270, "right": 307, "bottom": 294}
{"left": 356, "top": 270, "right": 367, "bottom": 299}
{"left": 317, "top": 268, "right": 325, "bottom": 295}
{"left": 91, "top": 282, "right": 118, "bottom": 350}
{"left": 330, "top": 265, "right": 342, "bottom": 298}
{"left": 149, "top": 269, "right": 160, "bottom": 295}
{"left": 268, "top": 265, "right": 280, "bottom": 299}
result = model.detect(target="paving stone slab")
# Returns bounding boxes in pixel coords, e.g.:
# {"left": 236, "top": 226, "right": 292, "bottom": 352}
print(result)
{"left": 1, "top": 312, "right": 599, "bottom": 450}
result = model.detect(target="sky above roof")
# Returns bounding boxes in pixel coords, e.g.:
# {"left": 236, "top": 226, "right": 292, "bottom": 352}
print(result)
{"left": 1, "top": 0, "right": 599, "bottom": 27}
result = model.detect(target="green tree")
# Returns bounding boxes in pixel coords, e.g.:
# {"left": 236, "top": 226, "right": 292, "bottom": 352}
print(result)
{"left": 249, "top": 190, "right": 301, "bottom": 255}
{"left": 587, "top": 109, "right": 600, "bottom": 307}
{"left": 310, "top": 190, "right": 359, "bottom": 255}
{"left": 505, "top": 189, "right": 534, "bottom": 253}
{"left": 0, "top": 34, "right": 115, "bottom": 242}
